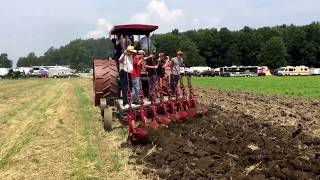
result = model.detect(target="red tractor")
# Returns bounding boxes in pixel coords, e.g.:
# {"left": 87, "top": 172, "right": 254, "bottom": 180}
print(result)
{"left": 93, "top": 24, "right": 207, "bottom": 142}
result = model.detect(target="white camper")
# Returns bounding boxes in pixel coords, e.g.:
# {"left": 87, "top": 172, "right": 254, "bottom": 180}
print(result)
{"left": 16, "top": 67, "right": 33, "bottom": 74}
{"left": 310, "top": 68, "right": 320, "bottom": 75}
{"left": 0, "top": 68, "right": 9, "bottom": 78}
{"left": 189, "top": 66, "right": 211, "bottom": 74}
{"left": 277, "top": 66, "right": 310, "bottom": 76}
{"left": 48, "top": 67, "right": 74, "bottom": 78}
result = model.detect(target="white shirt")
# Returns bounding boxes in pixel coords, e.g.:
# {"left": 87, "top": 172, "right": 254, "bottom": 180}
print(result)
{"left": 119, "top": 53, "right": 133, "bottom": 73}
{"left": 171, "top": 57, "right": 183, "bottom": 75}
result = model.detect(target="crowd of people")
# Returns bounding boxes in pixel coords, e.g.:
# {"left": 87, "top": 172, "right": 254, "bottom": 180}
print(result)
{"left": 118, "top": 44, "right": 184, "bottom": 108}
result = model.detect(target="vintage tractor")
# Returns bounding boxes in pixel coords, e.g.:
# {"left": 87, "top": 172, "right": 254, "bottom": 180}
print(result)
{"left": 93, "top": 24, "right": 208, "bottom": 142}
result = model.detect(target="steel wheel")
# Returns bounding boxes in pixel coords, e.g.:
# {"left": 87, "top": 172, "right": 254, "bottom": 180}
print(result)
{"left": 103, "top": 107, "right": 113, "bottom": 131}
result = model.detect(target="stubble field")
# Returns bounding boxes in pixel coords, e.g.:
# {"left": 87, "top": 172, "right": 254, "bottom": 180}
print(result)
{"left": 0, "top": 77, "right": 319, "bottom": 179}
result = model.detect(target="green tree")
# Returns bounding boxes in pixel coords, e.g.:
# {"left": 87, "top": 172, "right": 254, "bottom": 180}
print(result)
{"left": 0, "top": 53, "right": 12, "bottom": 68}
{"left": 258, "top": 37, "right": 288, "bottom": 69}
{"left": 17, "top": 52, "right": 39, "bottom": 67}
{"left": 302, "top": 42, "right": 317, "bottom": 67}
{"left": 226, "top": 43, "right": 241, "bottom": 66}
{"left": 153, "top": 33, "right": 205, "bottom": 66}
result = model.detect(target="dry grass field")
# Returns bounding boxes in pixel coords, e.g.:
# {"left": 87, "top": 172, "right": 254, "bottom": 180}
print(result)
{"left": 0, "top": 78, "right": 139, "bottom": 179}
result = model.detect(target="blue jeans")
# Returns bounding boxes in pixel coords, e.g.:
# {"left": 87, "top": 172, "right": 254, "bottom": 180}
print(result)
{"left": 120, "top": 70, "right": 131, "bottom": 106}
{"left": 170, "top": 74, "right": 179, "bottom": 96}
{"left": 148, "top": 74, "right": 157, "bottom": 97}
{"left": 132, "top": 77, "right": 140, "bottom": 104}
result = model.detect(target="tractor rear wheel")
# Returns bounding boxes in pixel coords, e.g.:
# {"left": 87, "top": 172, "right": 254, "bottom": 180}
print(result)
{"left": 93, "top": 60, "right": 119, "bottom": 106}
{"left": 103, "top": 107, "right": 113, "bottom": 131}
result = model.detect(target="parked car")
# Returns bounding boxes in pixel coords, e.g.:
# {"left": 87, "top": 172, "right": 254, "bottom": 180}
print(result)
{"left": 200, "top": 70, "right": 215, "bottom": 77}
{"left": 28, "top": 67, "right": 49, "bottom": 78}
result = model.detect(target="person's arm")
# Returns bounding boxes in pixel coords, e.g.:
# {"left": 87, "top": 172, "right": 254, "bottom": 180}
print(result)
{"left": 170, "top": 58, "right": 175, "bottom": 69}
{"left": 145, "top": 64, "right": 158, "bottom": 69}
{"left": 119, "top": 53, "right": 125, "bottom": 64}
{"left": 163, "top": 56, "right": 170, "bottom": 68}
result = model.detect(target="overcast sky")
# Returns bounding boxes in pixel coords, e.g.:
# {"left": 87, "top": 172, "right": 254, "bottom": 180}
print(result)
{"left": 0, "top": 0, "right": 319, "bottom": 65}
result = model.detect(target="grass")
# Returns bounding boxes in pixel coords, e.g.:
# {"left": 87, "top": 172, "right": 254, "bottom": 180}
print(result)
{"left": 0, "top": 86, "right": 62, "bottom": 169}
{"left": 72, "top": 83, "right": 103, "bottom": 179}
{"left": 0, "top": 78, "right": 138, "bottom": 179}
{"left": 191, "top": 76, "right": 320, "bottom": 99}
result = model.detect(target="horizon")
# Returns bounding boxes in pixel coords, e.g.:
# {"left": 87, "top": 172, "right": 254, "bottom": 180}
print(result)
{"left": 1, "top": 0, "right": 320, "bottom": 66}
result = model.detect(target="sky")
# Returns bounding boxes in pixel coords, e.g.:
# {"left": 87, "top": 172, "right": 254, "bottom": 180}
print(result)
{"left": 0, "top": 0, "right": 319, "bottom": 66}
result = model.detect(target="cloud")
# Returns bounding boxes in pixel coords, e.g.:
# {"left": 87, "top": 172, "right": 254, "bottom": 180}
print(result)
{"left": 83, "top": 18, "right": 113, "bottom": 39}
{"left": 130, "top": 0, "right": 184, "bottom": 32}
{"left": 83, "top": 0, "right": 221, "bottom": 37}
{"left": 129, "top": 0, "right": 220, "bottom": 32}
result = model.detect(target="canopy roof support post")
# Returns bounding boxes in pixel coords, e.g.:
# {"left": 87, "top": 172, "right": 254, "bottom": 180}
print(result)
{"left": 146, "top": 34, "right": 150, "bottom": 56}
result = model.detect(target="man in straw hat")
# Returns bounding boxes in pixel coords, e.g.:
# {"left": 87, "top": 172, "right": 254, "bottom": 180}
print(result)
{"left": 119, "top": 45, "right": 136, "bottom": 107}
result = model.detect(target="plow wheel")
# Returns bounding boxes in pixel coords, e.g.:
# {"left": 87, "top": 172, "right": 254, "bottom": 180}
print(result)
{"left": 93, "top": 60, "right": 119, "bottom": 106}
{"left": 103, "top": 107, "right": 113, "bottom": 131}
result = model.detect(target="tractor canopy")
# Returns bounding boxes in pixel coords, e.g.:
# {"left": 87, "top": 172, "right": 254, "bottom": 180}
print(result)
{"left": 110, "top": 24, "right": 158, "bottom": 36}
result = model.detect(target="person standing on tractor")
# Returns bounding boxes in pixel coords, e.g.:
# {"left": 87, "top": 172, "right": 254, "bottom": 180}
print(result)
{"left": 145, "top": 52, "right": 159, "bottom": 99}
{"left": 157, "top": 53, "right": 170, "bottom": 95}
{"left": 119, "top": 45, "right": 136, "bottom": 107}
{"left": 131, "top": 50, "right": 153, "bottom": 105}
{"left": 170, "top": 50, "right": 184, "bottom": 96}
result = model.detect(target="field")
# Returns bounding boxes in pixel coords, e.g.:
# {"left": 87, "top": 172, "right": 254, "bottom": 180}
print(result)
{"left": 0, "top": 77, "right": 320, "bottom": 179}
{"left": 192, "top": 76, "right": 320, "bottom": 99}
{"left": 0, "top": 78, "right": 137, "bottom": 179}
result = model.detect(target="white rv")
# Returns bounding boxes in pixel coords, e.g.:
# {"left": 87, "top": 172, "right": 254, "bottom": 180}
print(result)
{"left": 310, "top": 68, "right": 320, "bottom": 75}
{"left": 48, "top": 67, "right": 74, "bottom": 78}
{"left": 189, "top": 66, "right": 211, "bottom": 75}
{"left": 0, "top": 68, "right": 9, "bottom": 78}
{"left": 277, "top": 66, "right": 310, "bottom": 76}
{"left": 220, "top": 66, "right": 258, "bottom": 77}
{"left": 16, "top": 67, "right": 33, "bottom": 74}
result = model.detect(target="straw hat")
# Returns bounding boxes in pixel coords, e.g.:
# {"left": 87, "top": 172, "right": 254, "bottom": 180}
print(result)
{"left": 126, "top": 46, "right": 137, "bottom": 53}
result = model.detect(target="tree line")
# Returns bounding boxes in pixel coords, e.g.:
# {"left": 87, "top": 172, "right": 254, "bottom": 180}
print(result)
{"left": 0, "top": 53, "right": 12, "bottom": 68}
{"left": 16, "top": 38, "right": 114, "bottom": 71}
{"left": 154, "top": 22, "right": 320, "bottom": 69}
{"left": 13, "top": 22, "right": 320, "bottom": 70}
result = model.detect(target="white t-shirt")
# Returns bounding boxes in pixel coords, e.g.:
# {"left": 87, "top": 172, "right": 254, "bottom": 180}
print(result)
{"left": 119, "top": 53, "right": 133, "bottom": 73}
{"left": 171, "top": 57, "right": 183, "bottom": 75}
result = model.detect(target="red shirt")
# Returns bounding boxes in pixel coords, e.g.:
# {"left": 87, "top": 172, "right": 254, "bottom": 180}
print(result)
{"left": 132, "top": 55, "right": 142, "bottom": 78}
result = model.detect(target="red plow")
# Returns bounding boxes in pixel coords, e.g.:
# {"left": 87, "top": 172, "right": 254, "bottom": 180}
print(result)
{"left": 93, "top": 24, "right": 208, "bottom": 143}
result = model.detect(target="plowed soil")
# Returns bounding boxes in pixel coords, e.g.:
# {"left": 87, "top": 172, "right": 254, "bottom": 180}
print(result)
{"left": 130, "top": 88, "right": 320, "bottom": 179}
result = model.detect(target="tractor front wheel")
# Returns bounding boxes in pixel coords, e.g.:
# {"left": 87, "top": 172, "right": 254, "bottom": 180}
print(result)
{"left": 103, "top": 107, "right": 113, "bottom": 131}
